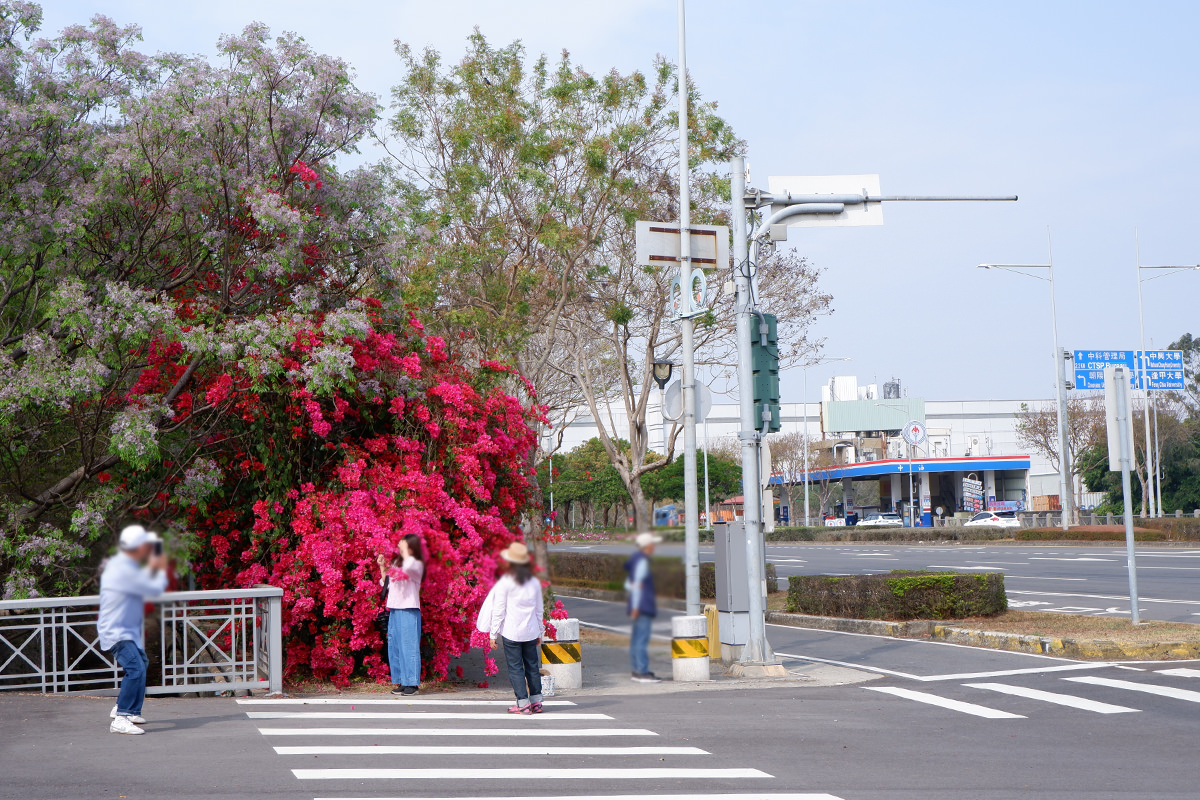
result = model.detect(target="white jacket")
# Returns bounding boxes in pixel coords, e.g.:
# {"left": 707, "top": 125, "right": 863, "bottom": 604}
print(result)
{"left": 487, "top": 574, "right": 544, "bottom": 643}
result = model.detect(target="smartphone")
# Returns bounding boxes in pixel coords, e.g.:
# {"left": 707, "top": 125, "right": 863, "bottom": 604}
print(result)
{"left": 153, "top": 539, "right": 164, "bottom": 556}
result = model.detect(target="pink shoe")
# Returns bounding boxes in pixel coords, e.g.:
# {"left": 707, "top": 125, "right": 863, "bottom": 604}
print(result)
{"left": 530, "top": 702, "right": 544, "bottom": 714}
{"left": 508, "top": 703, "right": 532, "bottom": 715}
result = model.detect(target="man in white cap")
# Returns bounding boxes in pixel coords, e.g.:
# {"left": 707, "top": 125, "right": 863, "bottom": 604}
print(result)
{"left": 98, "top": 525, "right": 168, "bottom": 734}
{"left": 624, "top": 531, "right": 663, "bottom": 683}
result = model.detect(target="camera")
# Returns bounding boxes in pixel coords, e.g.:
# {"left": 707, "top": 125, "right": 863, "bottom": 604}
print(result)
{"left": 153, "top": 539, "right": 164, "bottom": 556}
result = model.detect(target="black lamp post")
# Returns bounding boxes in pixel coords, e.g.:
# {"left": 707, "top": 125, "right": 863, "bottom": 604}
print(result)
{"left": 652, "top": 360, "right": 674, "bottom": 390}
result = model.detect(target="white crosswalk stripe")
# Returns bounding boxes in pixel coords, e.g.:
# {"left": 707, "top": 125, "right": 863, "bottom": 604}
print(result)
{"left": 243, "top": 694, "right": 810, "bottom": 796}
{"left": 1064, "top": 675, "right": 1200, "bottom": 702}
{"left": 1157, "top": 668, "right": 1200, "bottom": 678}
{"left": 962, "top": 682, "right": 1139, "bottom": 714}
{"left": 312, "top": 795, "right": 846, "bottom": 800}
{"left": 246, "top": 711, "right": 613, "bottom": 720}
{"left": 865, "top": 686, "right": 1024, "bottom": 718}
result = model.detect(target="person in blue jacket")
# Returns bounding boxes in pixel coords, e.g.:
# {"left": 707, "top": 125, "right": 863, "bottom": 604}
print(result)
{"left": 624, "top": 532, "right": 662, "bottom": 683}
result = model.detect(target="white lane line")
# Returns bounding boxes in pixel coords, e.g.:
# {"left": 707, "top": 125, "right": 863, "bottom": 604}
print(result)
{"left": 865, "top": 686, "right": 1024, "bottom": 719}
{"left": 293, "top": 767, "right": 773, "bottom": 780}
{"left": 1007, "top": 590, "right": 1200, "bottom": 607}
{"left": 963, "top": 682, "right": 1138, "bottom": 714}
{"left": 1158, "top": 668, "right": 1200, "bottom": 678}
{"left": 1140, "top": 566, "right": 1200, "bottom": 571}
{"left": 1029, "top": 557, "right": 1115, "bottom": 562}
{"left": 238, "top": 698, "right": 575, "bottom": 706}
{"left": 1065, "top": 676, "right": 1200, "bottom": 703}
{"left": 916, "top": 664, "right": 1117, "bottom": 682}
{"left": 774, "top": 652, "right": 922, "bottom": 680}
{"left": 313, "top": 795, "right": 844, "bottom": 800}
{"left": 259, "top": 727, "right": 656, "bottom": 737}
{"left": 246, "top": 711, "right": 612, "bottom": 721}
{"left": 275, "top": 745, "right": 707, "bottom": 756}
{"left": 1003, "top": 576, "right": 1087, "bottom": 581}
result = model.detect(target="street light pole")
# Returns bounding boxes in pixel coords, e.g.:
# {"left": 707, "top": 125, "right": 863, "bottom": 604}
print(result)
{"left": 675, "top": 0, "right": 701, "bottom": 616}
{"left": 802, "top": 357, "right": 850, "bottom": 527}
{"left": 977, "top": 243, "right": 1071, "bottom": 532}
{"left": 1135, "top": 249, "right": 1199, "bottom": 518}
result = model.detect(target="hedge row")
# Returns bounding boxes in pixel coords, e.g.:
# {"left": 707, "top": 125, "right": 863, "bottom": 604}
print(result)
{"left": 786, "top": 571, "right": 1006, "bottom": 620}
{"left": 1015, "top": 527, "right": 1200, "bottom": 542}
{"left": 548, "top": 552, "right": 781, "bottom": 598}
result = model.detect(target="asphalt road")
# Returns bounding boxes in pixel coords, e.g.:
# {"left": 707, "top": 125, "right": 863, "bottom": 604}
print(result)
{"left": 7, "top": 658, "right": 1200, "bottom": 800}
{"left": 555, "top": 541, "right": 1200, "bottom": 622}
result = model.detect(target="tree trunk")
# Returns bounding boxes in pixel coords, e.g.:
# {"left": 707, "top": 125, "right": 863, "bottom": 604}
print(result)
{"left": 629, "top": 479, "right": 650, "bottom": 533}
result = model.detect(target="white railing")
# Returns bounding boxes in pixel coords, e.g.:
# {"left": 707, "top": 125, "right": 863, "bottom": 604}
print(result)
{"left": 0, "top": 586, "right": 283, "bottom": 696}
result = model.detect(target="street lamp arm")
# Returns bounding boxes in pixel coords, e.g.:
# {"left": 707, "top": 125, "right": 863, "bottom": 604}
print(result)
{"left": 751, "top": 203, "right": 846, "bottom": 239}
{"left": 1139, "top": 265, "right": 1200, "bottom": 283}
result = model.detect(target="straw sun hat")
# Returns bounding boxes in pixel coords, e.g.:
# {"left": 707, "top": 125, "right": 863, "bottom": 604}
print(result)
{"left": 500, "top": 541, "right": 531, "bottom": 564}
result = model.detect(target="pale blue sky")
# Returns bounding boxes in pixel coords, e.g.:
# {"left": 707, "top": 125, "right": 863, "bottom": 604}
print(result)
{"left": 38, "top": 1, "right": 1200, "bottom": 402}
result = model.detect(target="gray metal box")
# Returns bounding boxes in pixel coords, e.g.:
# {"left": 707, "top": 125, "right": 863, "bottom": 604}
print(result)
{"left": 714, "top": 521, "right": 749, "bottom": 613}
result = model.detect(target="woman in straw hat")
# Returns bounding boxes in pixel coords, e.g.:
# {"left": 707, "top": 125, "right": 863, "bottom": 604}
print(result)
{"left": 487, "top": 541, "right": 545, "bottom": 714}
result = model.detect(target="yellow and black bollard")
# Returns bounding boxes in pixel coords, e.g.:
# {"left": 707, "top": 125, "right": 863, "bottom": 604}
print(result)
{"left": 541, "top": 618, "right": 582, "bottom": 689}
{"left": 671, "top": 615, "right": 711, "bottom": 681}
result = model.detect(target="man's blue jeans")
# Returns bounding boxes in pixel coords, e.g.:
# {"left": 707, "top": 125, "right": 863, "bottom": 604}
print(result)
{"left": 112, "top": 640, "right": 149, "bottom": 717}
{"left": 630, "top": 613, "right": 654, "bottom": 675}
{"left": 387, "top": 608, "right": 421, "bottom": 686}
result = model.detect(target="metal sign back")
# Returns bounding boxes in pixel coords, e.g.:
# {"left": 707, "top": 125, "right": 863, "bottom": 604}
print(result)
{"left": 635, "top": 221, "right": 729, "bottom": 269}
{"left": 767, "top": 174, "right": 883, "bottom": 228}
{"left": 1104, "top": 365, "right": 1136, "bottom": 472}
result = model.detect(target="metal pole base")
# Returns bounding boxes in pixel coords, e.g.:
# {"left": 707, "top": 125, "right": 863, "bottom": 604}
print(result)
{"left": 726, "top": 662, "right": 789, "bottom": 679}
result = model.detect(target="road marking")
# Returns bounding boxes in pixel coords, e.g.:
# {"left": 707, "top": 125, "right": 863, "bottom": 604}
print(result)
{"left": 927, "top": 565, "right": 1005, "bottom": 571}
{"left": 1003, "top": 576, "right": 1087, "bottom": 581}
{"left": 246, "top": 711, "right": 612, "bottom": 721}
{"left": 293, "top": 767, "right": 773, "bottom": 780}
{"left": 1158, "top": 668, "right": 1200, "bottom": 678}
{"left": 1140, "top": 566, "right": 1200, "bottom": 571}
{"left": 258, "top": 727, "right": 657, "bottom": 737}
{"left": 313, "top": 795, "right": 845, "bottom": 800}
{"left": 1029, "top": 557, "right": 1115, "bottom": 562}
{"left": 774, "top": 652, "right": 922, "bottom": 680}
{"left": 916, "top": 664, "right": 1116, "bottom": 682}
{"left": 239, "top": 698, "right": 576, "bottom": 706}
{"left": 275, "top": 745, "right": 707, "bottom": 756}
{"left": 1008, "top": 590, "right": 1200, "bottom": 607}
{"left": 963, "top": 682, "right": 1138, "bottom": 713}
{"left": 865, "top": 687, "right": 1025, "bottom": 718}
{"left": 1064, "top": 676, "right": 1200, "bottom": 703}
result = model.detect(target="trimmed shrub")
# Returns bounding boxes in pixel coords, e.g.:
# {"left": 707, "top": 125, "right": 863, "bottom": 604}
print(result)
{"left": 548, "top": 552, "right": 780, "bottom": 598}
{"left": 786, "top": 570, "right": 1006, "bottom": 620}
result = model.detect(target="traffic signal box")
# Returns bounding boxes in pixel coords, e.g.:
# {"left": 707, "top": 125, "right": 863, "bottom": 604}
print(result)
{"left": 751, "top": 313, "right": 780, "bottom": 433}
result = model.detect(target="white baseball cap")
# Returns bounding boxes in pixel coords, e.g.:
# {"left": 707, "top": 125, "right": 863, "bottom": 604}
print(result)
{"left": 636, "top": 532, "right": 663, "bottom": 548}
{"left": 118, "top": 525, "right": 152, "bottom": 550}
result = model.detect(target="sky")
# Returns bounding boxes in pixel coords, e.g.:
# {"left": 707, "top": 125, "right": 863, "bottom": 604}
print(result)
{"left": 38, "top": 0, "right": 1200, "bottom": 404}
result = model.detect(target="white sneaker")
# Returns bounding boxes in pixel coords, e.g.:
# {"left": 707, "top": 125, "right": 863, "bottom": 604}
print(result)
{"left": 110, "top": 704, "right": 146, "bottom": 724}
{"left": 109, "top": 715, "right": 145, "bottom": 735}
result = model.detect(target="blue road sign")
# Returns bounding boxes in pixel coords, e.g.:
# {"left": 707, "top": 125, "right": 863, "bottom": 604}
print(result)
{"left": 1073, "top": 350, "right": 1136, "bottom": 390}
{"left": 1073, "top": 349, "right": 1187, "bottom": 390}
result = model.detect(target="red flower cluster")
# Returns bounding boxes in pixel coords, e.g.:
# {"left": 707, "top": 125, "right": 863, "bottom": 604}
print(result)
{"left": 161, "top": 308, "right": 540, "bottom": 685}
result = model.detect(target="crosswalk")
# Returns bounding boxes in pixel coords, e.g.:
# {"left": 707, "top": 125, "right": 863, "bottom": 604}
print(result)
{"left": 238, "top": 696, "right": 845, "bottom": 800}
{"left": 866, "top": 667, "right": 1200, "bottom": 719}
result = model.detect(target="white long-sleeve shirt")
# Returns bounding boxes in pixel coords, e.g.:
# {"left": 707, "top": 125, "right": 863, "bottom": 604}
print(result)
{"left": 488, "top": 574, "right": 544, "bottom": 643}
{"left": 98, "top": 552, "right": 168, "bottom": 650}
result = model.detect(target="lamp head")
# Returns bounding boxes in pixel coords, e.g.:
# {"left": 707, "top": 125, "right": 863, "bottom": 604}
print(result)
{"left": 651, "top": 359, "right": 674, "bottom": 390}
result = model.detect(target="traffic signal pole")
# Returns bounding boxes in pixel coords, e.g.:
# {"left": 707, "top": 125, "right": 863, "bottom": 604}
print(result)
{"left": 729, "top": 160, "right": 1016, "bottom": 670}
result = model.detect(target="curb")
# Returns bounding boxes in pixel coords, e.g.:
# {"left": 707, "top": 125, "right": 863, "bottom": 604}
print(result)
{"left": 766, "top": 611, "right": 1200, "bottom": 660}
{"left": 766, "top": 612, "right": 934, "bottom": 637}
{"left": 930, "top": 625, "right": 1200, "bottom": 659}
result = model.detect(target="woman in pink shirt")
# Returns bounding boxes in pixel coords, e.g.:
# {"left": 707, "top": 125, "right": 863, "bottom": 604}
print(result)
{"left": 375, "top": 534, "right": 424, "bottom": 695}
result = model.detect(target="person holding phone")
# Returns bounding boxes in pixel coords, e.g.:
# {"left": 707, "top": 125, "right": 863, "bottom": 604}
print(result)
{"left": 376, "top": 534, "right": 425, "bottom": 695}
{"left": 98, "top": 525, "right": 168, "bottom": 734}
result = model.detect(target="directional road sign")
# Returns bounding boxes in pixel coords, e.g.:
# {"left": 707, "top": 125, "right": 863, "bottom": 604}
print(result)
{"left": 1073, "top": 350, "right": 1136, "bottom": 390}
{"left": 1138, "top": 349, "right": 1185, "bottom": 390}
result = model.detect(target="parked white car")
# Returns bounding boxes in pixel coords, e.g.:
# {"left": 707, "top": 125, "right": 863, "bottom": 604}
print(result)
{"left": 963, "top": 510, "right": 1022, "bottom": 528}
{"left": 858, "top": 512, "right": 904, "bottom": 527}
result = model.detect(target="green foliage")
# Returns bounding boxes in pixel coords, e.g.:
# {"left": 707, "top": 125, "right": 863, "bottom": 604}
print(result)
{"left": 642, "top": 450, "right": 743, "bottom": 504}
{"left": 787, "top": 571, "right": 1007, "bottom": 620}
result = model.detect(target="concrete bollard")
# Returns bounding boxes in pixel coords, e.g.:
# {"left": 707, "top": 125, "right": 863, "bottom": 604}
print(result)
{"left": 541, "top": 618, "right": 582, "bottom": 690}
{"left": 671, "top": 615, "right": 711, "bottom": 682}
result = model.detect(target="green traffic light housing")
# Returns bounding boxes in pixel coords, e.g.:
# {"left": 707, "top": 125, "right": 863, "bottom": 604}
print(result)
{"left": 751, "top": 313, "right": 780, "bottom": 432}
